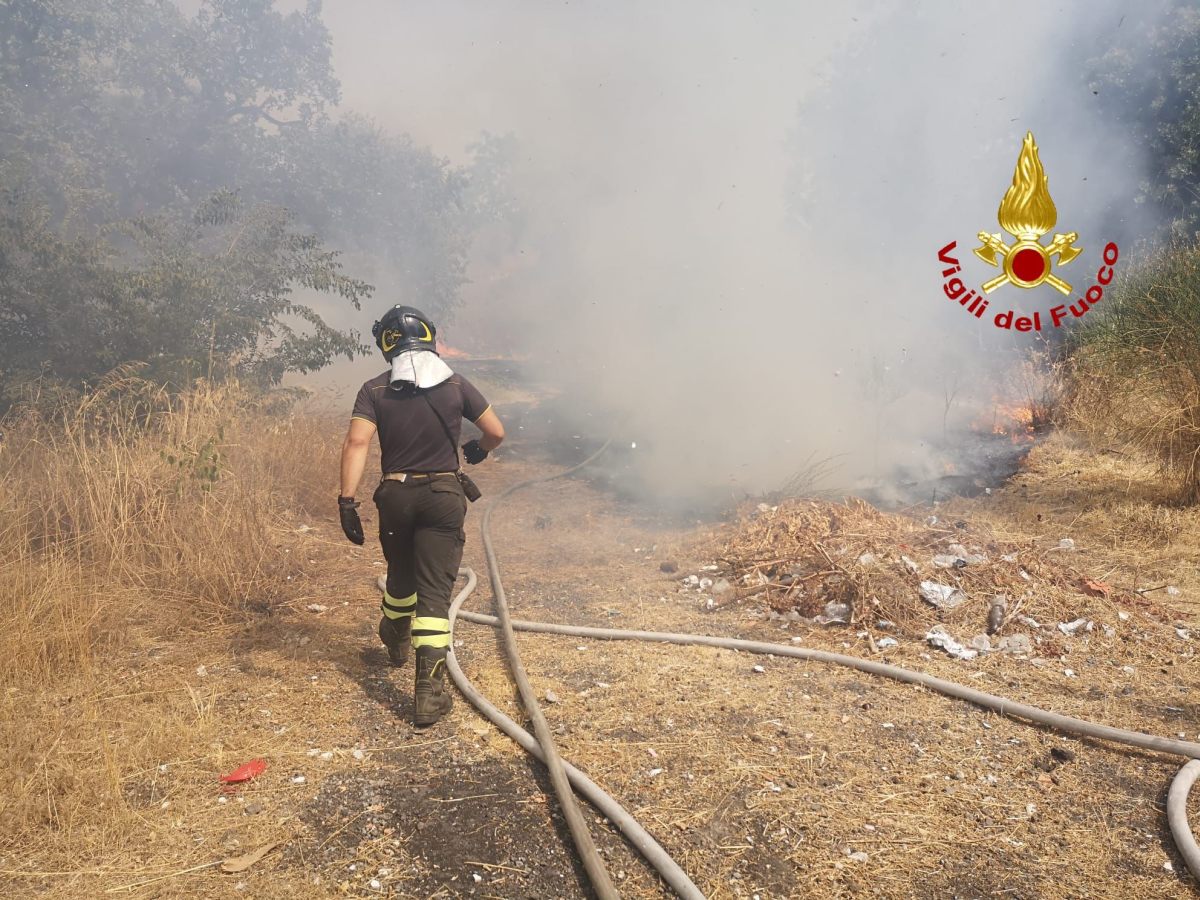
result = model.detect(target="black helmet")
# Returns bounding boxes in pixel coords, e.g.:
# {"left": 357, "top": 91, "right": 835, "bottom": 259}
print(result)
{"left": 371, "top": 305, "right": 438, "bottom": 361}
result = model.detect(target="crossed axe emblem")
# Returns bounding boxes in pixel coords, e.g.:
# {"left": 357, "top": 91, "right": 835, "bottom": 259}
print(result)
{"left": 973, "top": 231, "right": 1082, "bottom": 295}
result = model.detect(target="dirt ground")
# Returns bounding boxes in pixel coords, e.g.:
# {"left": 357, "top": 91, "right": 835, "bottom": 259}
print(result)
{"left": 4, "top": 434, "right": 1198, "bottom": 899}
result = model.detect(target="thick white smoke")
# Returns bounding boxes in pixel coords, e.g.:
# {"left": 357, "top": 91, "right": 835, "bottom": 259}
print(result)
{"left": 315, "top": 0, "right": 1159, "bottom": 502}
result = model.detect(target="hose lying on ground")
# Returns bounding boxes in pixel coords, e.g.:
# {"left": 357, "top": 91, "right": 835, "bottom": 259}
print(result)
{"left": 432, "top": 443, "right": 1200, "bottom": 893}
{"left": 444, "top": 570, "right": 707, "bottom": 900}
{"left": 450, "top": 598, "right": 1200, "bottom": 887}
{"left": 475, "top": 439, "right": 620, "bottom": 900}
{"left": 1169, "top": 760, "right": 1200, "bottom": 880}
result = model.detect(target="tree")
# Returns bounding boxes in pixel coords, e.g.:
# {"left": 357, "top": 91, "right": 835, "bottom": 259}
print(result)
{"left": 0, "top": 183, "right": 371, "bottom": 401}
{"left": 1088, "top": 5, "right": 1200, "bottom": 241}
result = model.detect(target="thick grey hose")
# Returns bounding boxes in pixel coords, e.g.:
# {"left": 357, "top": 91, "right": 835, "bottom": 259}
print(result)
{"left": 477, "top": 440, "right": 620, "bottom": 900}
{"left": 1168, "top": 760, "right": 1200, "bottom": 879}
{"left": 450, "top": 609, "right": 1200, "bottom": 884}
{"left": 436, "top": 443, "right": 1200, "bottom": 889}
{"left": 453, "top": 612, "right": 1200, "bottom": 761}
{"left": 444, "top": 569, "right": 707, "bottom": 900}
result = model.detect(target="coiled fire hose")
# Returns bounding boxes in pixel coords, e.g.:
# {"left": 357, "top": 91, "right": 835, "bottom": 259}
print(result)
{"left": 431, "top": 445, "right": 1200, "bottom": 895}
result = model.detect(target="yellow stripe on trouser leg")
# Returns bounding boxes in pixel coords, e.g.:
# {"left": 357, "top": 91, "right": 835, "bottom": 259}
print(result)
{"left": 411, "top": 615, "right": 451, "bottom": 648}
{"left": 382, "top": 591, "right": 417, "bottom": 620}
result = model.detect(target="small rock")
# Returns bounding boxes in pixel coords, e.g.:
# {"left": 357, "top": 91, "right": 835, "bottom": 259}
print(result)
{"left": 987, "top": 596, "right": 1008, "bottom": 635}
{"left": 246, "top": 802, "right": 264, "bottom": 815}
{"left": 998, "top": 633, "right": 1033, "bottom": 654}
{"left": 682, "top": 575, "right": 699, "bottom": 587}
{"left": 752, "top": 664, "right": 766, "bottom": 674}
{"left": 306, "top": 603, "right": 329, "bottom": 613}
{"left": 195, "top": 665, "right": 207, "bottom": 677}
{"left": 698, "top": 577, "right": 714, "bottom": 591}
{"left": 369, "top": 879, "right": 382, "bottom": 891}
{"left": 1117, "top": 611, "right": 1130, "bottom": 621}
{"left": 1050, "top": 747, "right": 1076, "bottom": 764}
{"left": 352, "top": 749, "right": 365, "bottom": 761}
{"left": 648, "top": 768, "right": 663, "bottom": 777}
{"left": 544, "top": 690, "right": 560, "bottom": 704}
{"left": 472, "top": 872, "right": 483, "bottom": 883}
{"left": 1058, "top": 618, "right": 1092, "bottom": 637}
{"left": 1058, "top": 537, "right": 1076, "bottom": 550}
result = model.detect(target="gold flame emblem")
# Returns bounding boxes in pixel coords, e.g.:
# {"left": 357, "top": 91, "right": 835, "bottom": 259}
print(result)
{"left": 973, "top": 132, "right": 1081, "bottom": 294}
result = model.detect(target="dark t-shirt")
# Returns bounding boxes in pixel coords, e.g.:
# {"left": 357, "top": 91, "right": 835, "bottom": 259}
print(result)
{"left": 351, "top": 372, "right": 490, "bottom": 473}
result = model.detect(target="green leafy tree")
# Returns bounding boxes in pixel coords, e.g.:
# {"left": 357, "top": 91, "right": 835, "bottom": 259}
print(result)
{"left": 1088, "top": 4, "right": 1200, "bottom": 240}
{"left": 0, "top": 184, "right": 370, "bottom": 401}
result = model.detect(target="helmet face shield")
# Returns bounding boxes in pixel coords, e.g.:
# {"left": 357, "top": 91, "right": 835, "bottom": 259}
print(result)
{"left": 371, "top": 305, "right": 438, "bottom": 361}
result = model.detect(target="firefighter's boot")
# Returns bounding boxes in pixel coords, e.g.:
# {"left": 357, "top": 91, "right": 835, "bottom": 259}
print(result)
{"left": 413, "top": 645, "right": 453, "bottom": 727}
{"left": 379, "top": 588, "right": 417, "bottom": 666}
{"left": 378, "top": 615, "right": 411, "bottom": 667}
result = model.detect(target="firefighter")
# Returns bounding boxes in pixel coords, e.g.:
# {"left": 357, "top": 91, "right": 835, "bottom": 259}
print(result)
{"left": 337, "top": 305, "right": 504, "bottom": 727}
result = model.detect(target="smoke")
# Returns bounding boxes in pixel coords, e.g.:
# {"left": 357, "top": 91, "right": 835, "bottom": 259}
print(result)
{"left": 316, "top": 0, "right": 1164, "bottom": 503}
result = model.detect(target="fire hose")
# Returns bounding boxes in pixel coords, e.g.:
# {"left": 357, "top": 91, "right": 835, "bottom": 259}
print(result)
{"left": 432, "top": 447, "right": 1200, "bottom": 896}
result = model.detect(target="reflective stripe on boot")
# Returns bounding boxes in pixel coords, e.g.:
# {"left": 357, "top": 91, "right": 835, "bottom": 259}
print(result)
{"left": 413, "top": 644, "right": 453, "bottom": 727}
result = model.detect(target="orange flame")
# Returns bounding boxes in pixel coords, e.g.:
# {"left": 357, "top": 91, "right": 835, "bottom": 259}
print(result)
{"left": 998, "top": 132, "right": 1057, "bottom": 240}
{"left": 436, "top": 341, "right": 472, "bottom": 360}
{"left": 973, "top": 398, "right": 1036, "bottom": 445}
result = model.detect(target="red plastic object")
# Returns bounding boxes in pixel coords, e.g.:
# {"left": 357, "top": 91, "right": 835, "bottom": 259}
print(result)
{"left": 219, "top": 758, "right": 267, "bottom": 784}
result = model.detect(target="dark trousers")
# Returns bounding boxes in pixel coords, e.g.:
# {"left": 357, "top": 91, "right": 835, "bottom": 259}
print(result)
{"left": 373, "top": 475, "right": 467, "bottom": 649}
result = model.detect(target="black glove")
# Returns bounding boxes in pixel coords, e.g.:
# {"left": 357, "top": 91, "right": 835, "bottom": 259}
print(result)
{"left": 462, "top": 439, "right": 489, "bottom": 465}
{"left": 338, "top": 496, "right": 364, "bottom": 545}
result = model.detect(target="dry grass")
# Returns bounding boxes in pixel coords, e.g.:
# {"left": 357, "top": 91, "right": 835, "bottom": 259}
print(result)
{"left": 1065, "top": 242, "right": 1200, "bottom": 502}
{"left": 0, "top": 374, "right": 341, "bottom": 882}
{"left": 3, "top": 373, "right": 1199, "bottom": 899}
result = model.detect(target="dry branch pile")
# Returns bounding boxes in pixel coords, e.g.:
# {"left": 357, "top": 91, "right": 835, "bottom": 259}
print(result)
{"left": 711, "top": 497, "right": 1180, "bottom": 652}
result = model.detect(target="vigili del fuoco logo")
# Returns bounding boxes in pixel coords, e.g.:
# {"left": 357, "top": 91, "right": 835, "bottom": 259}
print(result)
{"left": 937, "top": 131, "right": 1119, "bottom": 332}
